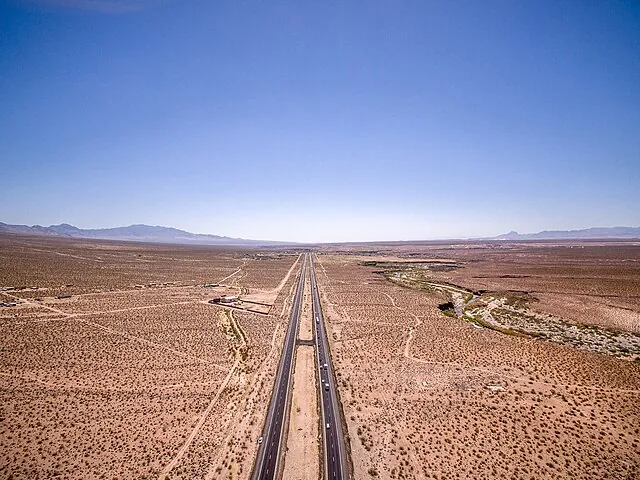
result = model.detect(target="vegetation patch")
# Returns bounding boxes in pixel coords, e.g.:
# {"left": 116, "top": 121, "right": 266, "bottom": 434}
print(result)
{"left": 385, "top": 266, "right": 640, "bottom": 361}
{"left": 438, "top": 301, "right": 456, "bottom": 317}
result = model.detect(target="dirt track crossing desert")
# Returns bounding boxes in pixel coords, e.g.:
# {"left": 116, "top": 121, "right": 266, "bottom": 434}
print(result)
{"left": 313, "top": 243, "right": 640, "bottom": 480}
{"left": 1, "top": 236, "right": 640, "bottom": 479}
{"left": 0, "top": 236, "right": 301, "bottom": 479}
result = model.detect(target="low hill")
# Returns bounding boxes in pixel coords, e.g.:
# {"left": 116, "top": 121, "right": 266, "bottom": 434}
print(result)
{"left": 0, "top": 222, "right": 286, "bottom": 246}
{"left": 493, "top": 227, "right": 640, "bottom": 240}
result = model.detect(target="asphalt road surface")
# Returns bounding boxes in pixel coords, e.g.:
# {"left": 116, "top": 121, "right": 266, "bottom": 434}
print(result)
{"left": 310, "top": 254, "right": 349, "bottom": 480}
{"left": 251, "top": 253, "right": 307, "bottom": 480}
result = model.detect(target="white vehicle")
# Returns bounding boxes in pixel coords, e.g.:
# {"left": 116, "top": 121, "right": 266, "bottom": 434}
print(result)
{"left": 323, "top": 363, "right": 328, "bottom": 370}
{"left": 326, "top": 423, "right": 330, "bottom": 429}
{"left": 324, "top": 383, "right": 329, "bottom": 391}
{"left": 258, "top": 436, "right": 263, "bottom": 444}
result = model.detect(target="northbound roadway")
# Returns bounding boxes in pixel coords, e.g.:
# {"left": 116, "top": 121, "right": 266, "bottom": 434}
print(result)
{"left": 311, "top": 254, "right": 349, "bottom": 480}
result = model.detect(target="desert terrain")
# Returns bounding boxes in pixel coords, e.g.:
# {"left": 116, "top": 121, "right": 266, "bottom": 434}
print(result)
{"left": 0, "top": 234, "right": 301, "bottom": 479}
{"left": 2, "top": 235, "right": 640, "bottom": 480}
{"left": 315, "top": 242, "right": 640, "bottom": 479}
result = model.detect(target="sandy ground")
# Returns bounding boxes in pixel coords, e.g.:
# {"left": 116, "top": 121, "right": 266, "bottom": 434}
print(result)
{"left": 281, "top": 346, "right": 320, "bottom": 480}
{"left": 282, "top": 270, "right": 320, "bottom": 480}
{"left": 0, "top": 236, "right": 302, "bottom": 480}
{"left": 244, "top": 255, "right": 301, "bottom": 298}
{"left": 191, "top": 256, "right": 304, "bottom": 480}
{"left": 314, "top": 250, "right": 640, "bottom": 480}
{"left": 299, "top": 266, "right": 314, "bottom": 342}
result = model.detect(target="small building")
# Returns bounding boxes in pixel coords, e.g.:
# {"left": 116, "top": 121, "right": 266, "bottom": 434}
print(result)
{"left": 210, "top": 295, "right": 240, "bottom": 305}
{"left": 220, "top": 295, "right": 238, "bottom": 304}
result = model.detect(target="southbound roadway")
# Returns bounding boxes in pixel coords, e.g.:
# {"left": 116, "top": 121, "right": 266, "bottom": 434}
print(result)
{"left": 251, "top": 253, "right": 307, "bottom": 480}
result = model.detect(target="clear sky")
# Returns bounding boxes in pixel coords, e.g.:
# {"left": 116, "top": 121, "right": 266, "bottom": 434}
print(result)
{"left": 1, "top": 0, "right": 639, "bottom": 242}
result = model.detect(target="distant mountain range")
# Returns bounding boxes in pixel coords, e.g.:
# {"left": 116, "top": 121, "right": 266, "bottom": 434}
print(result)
{"left": 492, "top": 227, "right": 640, "bottom": 240}
{"left": 2, "top": 222, "right": 639, "bottom": 245}
{"left": 0, "top": 222, "right": 287, "bottom": 246}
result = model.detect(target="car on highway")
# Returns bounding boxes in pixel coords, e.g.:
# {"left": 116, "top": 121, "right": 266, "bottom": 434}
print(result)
{"left": 323, "top": 363, "right": 328, "bottom": 370}
{"left": 326, "top": 423, "right": 330, "bottom": 429}
{"left": 325, "top": 383, "right": 329, "bottom": 391}
{"left": 258, "top": 436, "right": 263, "bottom": 445}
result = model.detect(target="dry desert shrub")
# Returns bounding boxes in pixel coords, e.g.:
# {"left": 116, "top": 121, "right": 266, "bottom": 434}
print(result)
{"left": 0, "top": 235, "right": 299, "bottom": 479}
{"left": 314, "top": 249, "right": 640, "bottom": 480}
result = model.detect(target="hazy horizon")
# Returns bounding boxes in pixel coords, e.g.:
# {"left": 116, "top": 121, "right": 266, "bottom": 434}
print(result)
{"left": 3, "top": 220, "right": 640, "bottom": 245}
{"left": 1, "top": 1, "right": 639, "bottom": 243}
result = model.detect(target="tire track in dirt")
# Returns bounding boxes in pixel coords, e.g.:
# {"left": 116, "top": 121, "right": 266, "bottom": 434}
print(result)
{"left": 0, "top": 372, "right": 224, "bottom": 393}
{"left": 159, "top": 309, "right": 247, "bottom": 479}
{"left": 371, "top": 291, "right": 425, "bottom": 480}
{"left": 404, "top": 353, "right": 640, "bottom": 395}
{"left": 377, "top": 285, "right": 640, "bottom": 397}
{"left": 72, "top": 300, "right": 196, "bottom": 317}
{"left": 202, "top": 315, "right": 287, "bottom": 480}
{"left": 218, "top": 262, "right": 247, "bottom": 284}
{"left": 389, "top": 288, "right": 640, "bottom": 395}
{"left": 77, "top": 317, "right": 230, "bottom": 371}
{"left": 3, "top": 293, "right": 231, "bottom": 370}
{"left": 202, "top": 258, "right": 303, "bottom": 478}
{"left": 3, "top": 292, "right": 200, "bottom": 318}
{"left": 266, "top": 254, "right": 302, "bottom": 294}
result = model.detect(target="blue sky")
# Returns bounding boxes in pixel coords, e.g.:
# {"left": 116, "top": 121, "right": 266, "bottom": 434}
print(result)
{"left": 1, "top": 0, "right": 638, "bottom": 242}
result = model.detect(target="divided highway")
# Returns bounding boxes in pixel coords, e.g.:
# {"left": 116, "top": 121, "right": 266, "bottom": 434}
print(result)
{"left": 252, "top": 253, "right": 307, "bottom": 480}
{"left": 311, "top": 254, "right": 349, "bottom": 480}
{"left": 252, "top": 252, "right": 349, "bottom": 480}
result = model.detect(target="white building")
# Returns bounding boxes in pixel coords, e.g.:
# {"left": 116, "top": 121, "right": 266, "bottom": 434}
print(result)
{"left": 219, "top": 295, "right": 238, "bottom": 304}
